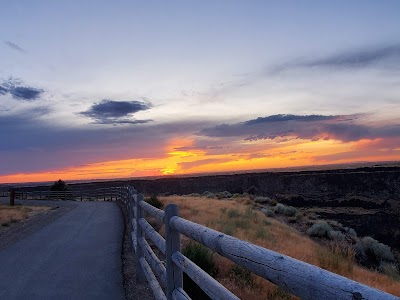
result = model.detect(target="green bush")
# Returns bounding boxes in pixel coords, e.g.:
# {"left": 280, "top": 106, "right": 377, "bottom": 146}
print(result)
{"left": 378, "top": 262, "right": 399, "bottom": 279}
{"left": 270, "top": 199, "right": 278, "bottom": 206}
{"left": 254, "top": 196, "right": 271, "bottom": 204}
{"left": 343, "top": 227, "right": 358, "bottom": 239}
{"left": 255, "top": 227, "right": 269, "bottom": 239}
{"left": 307, "top": 221, "right": 333, "bottom": 238}
{"left": 355, "top": 236, "right": 395, "bottom": 267}
{"left": 146, "top": 195, "right": 163, "bottom": 209}
{"left": 274, "top": 203, "right": 298, "bottom": 216}
{"left": 187, "top": 193, "right": 201, "bottom": 197}
{"left": 328, "top": 230, "right": 345, "bottom": 242}
{"left": 261, "top": 207, "right": 274, "bottom": 217}
{"left": 202, "top": 191, "right": 215, "bottom": 198}
{"left": 182, "top": 242, "right": 217, "bottom": 299}
{"left": 216, "top": 191, "right": 232, "bottom": 199}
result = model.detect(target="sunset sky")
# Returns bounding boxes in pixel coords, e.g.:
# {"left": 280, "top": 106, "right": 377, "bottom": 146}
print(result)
{"left": 1, "top": 1, "right": 400, "bottom": 183}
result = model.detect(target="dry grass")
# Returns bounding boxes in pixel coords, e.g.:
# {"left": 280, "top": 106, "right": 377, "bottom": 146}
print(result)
{"left": 0, "top": 205, "right": 50, "bottom": 227}
{"left": 160, "top": 196, "right": 400, "bottom": 299}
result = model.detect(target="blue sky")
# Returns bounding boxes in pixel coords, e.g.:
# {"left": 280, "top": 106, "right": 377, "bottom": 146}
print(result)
{"left": 1, "top": 1, "right": 400, "bottom": 182}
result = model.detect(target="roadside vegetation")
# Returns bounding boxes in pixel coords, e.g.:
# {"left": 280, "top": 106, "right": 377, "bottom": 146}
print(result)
{"left": 158, "top": 193, "right": 400, "bottom": 299}
{"left": 0, "top": 205, "right": 50, "bottom": 227}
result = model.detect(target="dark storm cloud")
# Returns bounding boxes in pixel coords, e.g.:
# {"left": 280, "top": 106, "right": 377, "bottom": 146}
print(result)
{"left": 4, "top": 41, "right": 26, "bottom": 53}
{"left": 0, "top": 78, "right": 44, "bottom": 101}
{"left": 201, "top": 114, "right": 400, "bottom": 142}
{"left": 80, "top": 99, "right": 152, "bottom": 124}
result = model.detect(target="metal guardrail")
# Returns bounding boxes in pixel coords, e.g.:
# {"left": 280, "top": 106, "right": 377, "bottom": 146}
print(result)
{"left": 117, "top": 186, "right": 397, "bottom": 300}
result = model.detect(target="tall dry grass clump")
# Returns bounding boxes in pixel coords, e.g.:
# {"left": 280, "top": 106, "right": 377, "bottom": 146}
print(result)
{"left": 0, "top": 205, "right": 50, "bottom": 227}
{"left": 160, "top": 195, "right": 400, "bottom": 299}
{"left": 0, "top": 205, "right": 29, "bottom": 226}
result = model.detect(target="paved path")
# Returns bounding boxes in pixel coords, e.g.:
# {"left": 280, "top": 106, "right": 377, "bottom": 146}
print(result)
{"left": 0, "top": 201, "right": 125, "bottom": 300}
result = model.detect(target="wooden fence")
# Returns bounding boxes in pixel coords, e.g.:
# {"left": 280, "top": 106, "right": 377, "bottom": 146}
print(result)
{"left": 117, "top": 186, "right": 397, "bottom": 300}
{"left": 4, "top": 187, "right": 122, "bottom": 202}
{"left": 3, "top": 186, "right": 397, "bottom": 299}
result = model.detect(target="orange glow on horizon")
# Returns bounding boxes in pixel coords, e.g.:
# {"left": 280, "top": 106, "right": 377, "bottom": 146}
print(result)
{"left": 1, "top": 137, "right": 399, "bottom": 184}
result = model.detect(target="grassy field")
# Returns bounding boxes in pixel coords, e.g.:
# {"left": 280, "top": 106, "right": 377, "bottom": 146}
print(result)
{"left": 0, "top": 205, "right": 50, "bottom": 227}
{"left": 160, "top": 195, "right": 400, "bottom": 299}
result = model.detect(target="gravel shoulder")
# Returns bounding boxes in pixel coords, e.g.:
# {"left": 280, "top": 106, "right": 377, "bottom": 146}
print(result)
{"left": 0, "top": 198, "right": 78, "bottom": 250}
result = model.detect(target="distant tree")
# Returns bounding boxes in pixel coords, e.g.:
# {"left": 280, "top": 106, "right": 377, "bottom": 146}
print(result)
{"left": 50, "top": 179, "right": 68, "bottom": 191}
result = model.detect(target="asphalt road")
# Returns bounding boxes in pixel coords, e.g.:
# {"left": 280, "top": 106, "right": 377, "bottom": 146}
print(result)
{"left": 0, "top": 201, "right": 126, "bottom": 300}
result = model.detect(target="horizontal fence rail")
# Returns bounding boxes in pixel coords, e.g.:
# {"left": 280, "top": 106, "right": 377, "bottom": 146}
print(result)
{"left": 4, "top": 187, "right": 123, "bottom": 202}
{"left": 116, "top": 186, "right": 397, "bottom": 300}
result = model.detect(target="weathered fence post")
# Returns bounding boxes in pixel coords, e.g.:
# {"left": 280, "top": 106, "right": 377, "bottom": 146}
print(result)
{"left": 132, "top": 193, "right": 137, "bottom": 252}
{"left": 9, "top": 189, "right": 15, "bottom": 206}
{"left": 136, "top": 193, "right": 146, "bottom": 283}
{"left": 165, "top": 204, "right": 182, "bottom": 300}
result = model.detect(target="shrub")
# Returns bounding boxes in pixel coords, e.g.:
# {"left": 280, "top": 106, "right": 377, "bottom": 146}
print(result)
{"left": 317, "top": 244, "right": 355, "bottom": 275}
{"left": 295, "top": 211, "right": 304, "bottom": 222}
{"left": 267, "top": 287, "right": 292, "bottom": 300}
{"left": 270, "top": 199, "right": 278, "bottom": 206}
{"left": 328, "top": 230, "right": 345, "bottom": 242}
{"left": 234, "top": 218, "right": 250, "bottom": 229}
{"left": 307, "top": 221, "right": 333, "bottom": 238}
{"left": 232, "top": 193, "right": 242, "bottom": 198}
{"left": 182, "top": 242, "right": 217, "bottom": 299}
{"left": 355, "top": 236, "right": 395, "bottom": 266}
{"left": 254, "top": 196, "right": 271, "bottom": 204}
{"left": 217, "top": 191, "right": 232, "bottom": 199}
{"left": 255, "top": 227, "right": 269, "bottom": 239}
{"left": 260, "top": 207, "right": 274, "bottom": 217}
{"left": 221, "top": 223, "right": 236, "bottom": 235}
{"left": 274, "top": 203, "right": 298, "bottom": 216}
{"left": 327, "top": 220, "right": 344, "bottom": 230}
{"left": 146, "top": 195, "right": 163, "bottom": 209}
{"left": 229, "top": 265, "right": 254, "bottom": 288}
{"left": 187, "top": 193, "right": 201, "bottom": 197}
{"left": 202, "top": 191, "right": 215, "bottom": 198}
{"left": 343, "top": 227, "right": 358, "bottom": 239}
{"left": 379, "top": 262, "right": 399, "bottom": 279}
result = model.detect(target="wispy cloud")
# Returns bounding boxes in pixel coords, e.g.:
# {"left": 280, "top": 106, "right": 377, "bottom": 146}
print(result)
{"left": 4, "top": 41, "right": 26, "bottom": 53}
{"left": 273, "top": 44, "right": 400, "bottom": 73}
{"left": 197, "top": 44, "right": 400, "bottom": 99}
{"left": 80, "top": 99, "right": 152, "bottom": 125}
{"left": 178, "top": 158, "right": 232, "bottom": 170}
